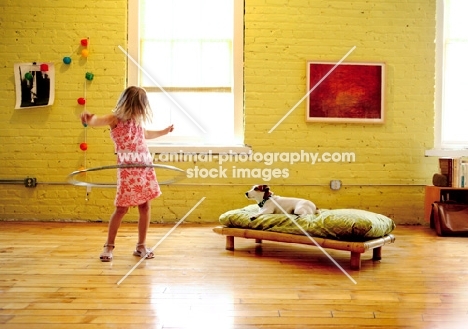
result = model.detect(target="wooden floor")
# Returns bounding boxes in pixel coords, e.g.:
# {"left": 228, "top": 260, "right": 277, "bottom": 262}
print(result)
{"left": 1, "top": 222, "right": 468, "bottom": 329}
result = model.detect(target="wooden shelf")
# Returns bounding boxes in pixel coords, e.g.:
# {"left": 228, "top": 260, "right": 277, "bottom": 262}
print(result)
{"left": 424, "top": 186, "right": 468, "bottom": 222}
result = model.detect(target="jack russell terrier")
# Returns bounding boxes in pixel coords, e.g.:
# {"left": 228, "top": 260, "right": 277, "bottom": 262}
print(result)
{"left": 245, "top": 184, "right": 319, "bottom": 220}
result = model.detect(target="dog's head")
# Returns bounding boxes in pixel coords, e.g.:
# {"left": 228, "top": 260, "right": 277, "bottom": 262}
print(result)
{"left": 245, "top": 185, "right": 273, "bottom": 201}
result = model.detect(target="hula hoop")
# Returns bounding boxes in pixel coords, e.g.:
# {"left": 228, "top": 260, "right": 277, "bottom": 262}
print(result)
{"left": 67, "top": 164, "right": 186, "bottom": 187}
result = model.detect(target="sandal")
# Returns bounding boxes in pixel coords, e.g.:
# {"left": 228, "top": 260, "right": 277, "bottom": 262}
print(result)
{"left": 133, "top": 243, "right": 154, "bottom": 259}
{"left": 100, "top": 244, "right": 114, "bottom": 262}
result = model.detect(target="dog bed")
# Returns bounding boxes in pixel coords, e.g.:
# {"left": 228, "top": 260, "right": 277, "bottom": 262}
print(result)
{"left": 213, "top": 205, "right": 396, "bottom": 270}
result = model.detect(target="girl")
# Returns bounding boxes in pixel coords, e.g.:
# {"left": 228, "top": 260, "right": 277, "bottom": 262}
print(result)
{"left": 81, "top": 86, "right": 174, "bottom": 262}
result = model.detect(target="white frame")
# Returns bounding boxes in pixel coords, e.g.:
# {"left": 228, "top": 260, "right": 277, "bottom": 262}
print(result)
{"left": 127, "top": 0, "right": 247, "bottom": 153}
{"left": 426, "top": 0, "right": 468, "bottom": 157}
{"left": 306, "top": 61, "right": 385, "bottom": 124}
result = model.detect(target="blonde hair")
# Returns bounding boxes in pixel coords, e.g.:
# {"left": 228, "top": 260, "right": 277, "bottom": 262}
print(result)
{"left": 112, "top": 86, "right": 153, "bottom": 124}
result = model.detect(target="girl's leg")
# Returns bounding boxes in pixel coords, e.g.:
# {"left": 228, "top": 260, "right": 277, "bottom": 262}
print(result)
{"left": 134, "top": 201, "right": 154, "bottom": 258}
{"left": 106, "top": 206, "right": 129, "bottom": 244}
{"left": 100, "top": 206, "right": 128, "bottom": 261}
{"left": 137, "top": 201, "right": 151, "bottom": 244}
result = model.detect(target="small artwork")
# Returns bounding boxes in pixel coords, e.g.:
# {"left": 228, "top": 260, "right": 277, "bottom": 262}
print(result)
{"left": 14, "top": 62, "right": 55, "bottom": 109}
{"left": 306, "top": 61, "right": 384, "bottom": 123}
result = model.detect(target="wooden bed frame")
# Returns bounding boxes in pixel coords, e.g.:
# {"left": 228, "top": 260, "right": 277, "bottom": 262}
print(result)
{"left": 212, "top": 226, "right": 395, "bottom": 270}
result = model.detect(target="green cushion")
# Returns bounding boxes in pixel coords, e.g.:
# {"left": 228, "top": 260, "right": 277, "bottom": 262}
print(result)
{"left": 219, "top": 205, "right": 395, "bottom": 241}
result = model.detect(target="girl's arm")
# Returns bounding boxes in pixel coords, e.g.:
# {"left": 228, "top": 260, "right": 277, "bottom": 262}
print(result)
{"left": 81, "top": 111, "right": 117, "bottom": 128}
{"left": 144, "top": 124, "right": 174, "bottom": 139}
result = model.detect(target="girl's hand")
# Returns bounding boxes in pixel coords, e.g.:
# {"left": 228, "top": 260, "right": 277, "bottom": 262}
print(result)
{"left": 144, "top": 125, "right": 175, "bottom": 139}
{"left": 80, "top": 111, "right": 94, "bottom": 125}
{"left": 166, "top": 124, "right": 174, "bottom": 134}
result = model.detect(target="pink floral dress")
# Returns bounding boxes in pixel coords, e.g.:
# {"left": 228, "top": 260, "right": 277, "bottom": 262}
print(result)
{"left": 110, "top": 119, "right": 161, "bottom": 207}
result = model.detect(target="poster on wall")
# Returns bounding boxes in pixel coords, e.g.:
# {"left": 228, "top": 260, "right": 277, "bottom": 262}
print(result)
{"left": 306, "top": 61, "right": 385, "bottom": 123}
{"left": 14, "top": 62, "right": 55, "bottom": 109}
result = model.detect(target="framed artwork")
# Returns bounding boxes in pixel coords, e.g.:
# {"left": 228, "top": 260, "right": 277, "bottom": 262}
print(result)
{"left": 14, "top": 62, "right": 55, "bottom": 109}
{"left": 306, "top": 61, "right": 385, "bottom": 123}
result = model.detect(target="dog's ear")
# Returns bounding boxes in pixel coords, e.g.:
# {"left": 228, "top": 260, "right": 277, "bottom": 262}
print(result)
{"left": 254, "top": 185, "right": 269, "bottom": 192}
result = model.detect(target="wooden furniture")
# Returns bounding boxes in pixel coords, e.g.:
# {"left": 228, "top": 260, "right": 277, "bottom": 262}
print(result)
{"left": 212, "top": 226, "right": 395, "bottom": 270}
{"left": 424, "top": 186, "right": 468, "bottom": 222}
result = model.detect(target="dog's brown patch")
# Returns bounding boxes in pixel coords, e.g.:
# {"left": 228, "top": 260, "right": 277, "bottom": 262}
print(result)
{"left": 254, "top": 185, "right": 269, "bottom": 192}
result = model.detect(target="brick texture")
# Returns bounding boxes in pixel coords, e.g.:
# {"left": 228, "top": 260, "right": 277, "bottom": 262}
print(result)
{"left": 0, "top": 0, "right": 437, "bottom": 224}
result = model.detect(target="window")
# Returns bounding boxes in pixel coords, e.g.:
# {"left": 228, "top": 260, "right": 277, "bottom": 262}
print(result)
{"left": 128, "top": 0, "right": 245, "bottom": 152}
{"left": 434, "top": 0, "right": 468, "bottom": 150}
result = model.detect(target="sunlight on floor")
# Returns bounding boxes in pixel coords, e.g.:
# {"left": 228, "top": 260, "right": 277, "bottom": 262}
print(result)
{"left": 150, "top": 284, "right": 235, "bottom": 328}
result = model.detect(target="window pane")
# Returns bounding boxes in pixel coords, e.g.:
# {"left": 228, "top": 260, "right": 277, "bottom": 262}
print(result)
{"left": 137, "top": 0, "right": 239, "bottom": 145}
{"left": 140, "top": 41, "right": 172, "bottom": 86}
{"left": 141, "top": 1, "right": 232, "bottom": 39}
{"left": 145, "top": 92, "right": 234, "bottom": 145}
{"left": 201, "top": 41, "right": 232, "bottom": 86}
{"left": 446, "top": 1, "right": 468, "bottom": 39}
{"left": 441, "top": 43, "right": 468, "bottom": 145}
{"left": 438, "top": 0, "right": 468, "bottom": 148}
{"left": 141, "top": 40, "right": 231, "bottom": 87}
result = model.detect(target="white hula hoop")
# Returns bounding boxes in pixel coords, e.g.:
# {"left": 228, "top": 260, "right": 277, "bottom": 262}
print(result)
{"left": 67, "top": 164, "right": 186, "bottom": 187}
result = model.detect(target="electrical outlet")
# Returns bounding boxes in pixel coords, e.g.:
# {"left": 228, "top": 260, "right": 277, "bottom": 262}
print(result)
{"left": 330, "top": 180, "right": 342, "bottom": 190}
{"left": 24, "top": 177, "right": 37, "bottom": 188}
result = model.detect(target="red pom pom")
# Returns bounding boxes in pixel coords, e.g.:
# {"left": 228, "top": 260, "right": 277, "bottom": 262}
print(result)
{"left": 81, "top": 38, "right": 88, "bottom": 47}
{"left": 79, "top": 143, "right": 88, "bottom": 151}
{"left": 40, "top": 64, "right": 49, "bottom": 72}
{"left": 77, "top": 97, "right": 86, "bottom": 105}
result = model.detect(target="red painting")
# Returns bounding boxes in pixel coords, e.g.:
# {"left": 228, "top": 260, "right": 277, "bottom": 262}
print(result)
{"left": 306, "top": 62, "right": 384, "bottom": 123}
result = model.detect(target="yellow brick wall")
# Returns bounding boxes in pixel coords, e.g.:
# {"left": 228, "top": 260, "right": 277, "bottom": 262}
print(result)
{"left": 0, "top": 0, "right": 437, "bottom": 224}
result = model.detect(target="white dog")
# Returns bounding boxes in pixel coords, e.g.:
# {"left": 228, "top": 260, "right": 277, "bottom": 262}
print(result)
{"left": 245, "top": 184, "right": 319, "bottom": 220}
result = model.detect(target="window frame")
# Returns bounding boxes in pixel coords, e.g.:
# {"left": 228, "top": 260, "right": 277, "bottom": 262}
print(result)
{"left": 427, "top": 0, "right": 468, "bottom": 157}
{"left": 127, "top": 0, "right": 248, "bottom": 154}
